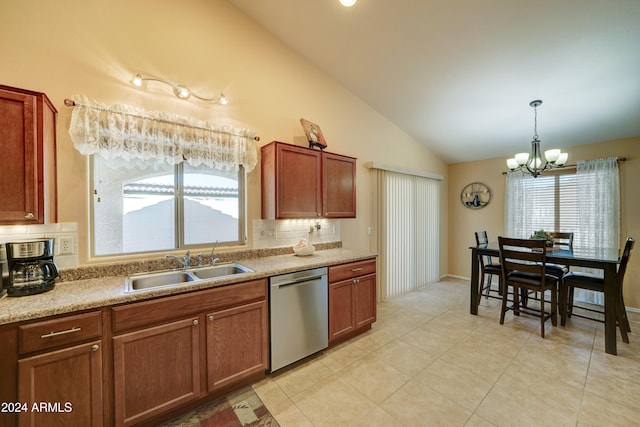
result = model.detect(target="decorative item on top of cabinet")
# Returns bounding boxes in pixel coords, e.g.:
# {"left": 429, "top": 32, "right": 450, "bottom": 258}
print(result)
{"left": 460, "top": 182, "right": 491, "bottom": 209}
{"left": 0, "top": 85, "right": 57, "bottom": 224}
{"left": 261, "top": 141, "right": 356, "bottom": 219}
{"left": 300, "top": 118, "right": 328, "bottom": 150}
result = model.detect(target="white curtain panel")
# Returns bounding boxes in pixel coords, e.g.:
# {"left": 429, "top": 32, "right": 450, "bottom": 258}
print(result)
{"left": 505, "top": 170, "right": 534, "bottom": 238}
{"left": 68, "top": 95, "right": 258, "bottom": 172}
{"left": 575, "top": 157, "right": 620, "bottom": 305}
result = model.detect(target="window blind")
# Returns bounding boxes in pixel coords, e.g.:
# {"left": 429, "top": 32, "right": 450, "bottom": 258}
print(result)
{"left": 508, "top": 170, "right": 582, "bottom": 244}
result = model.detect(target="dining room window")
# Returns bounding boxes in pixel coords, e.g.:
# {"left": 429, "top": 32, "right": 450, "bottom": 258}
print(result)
{"left": 505, "top": 169, "right": 580, "bottom": 243}
{"left": 505, "top": 157, "right": 621, "bottom": 305}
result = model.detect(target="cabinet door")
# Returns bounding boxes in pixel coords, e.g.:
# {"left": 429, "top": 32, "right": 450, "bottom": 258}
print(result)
{"left": 206, "top": 300, "right": 268, "bottom": 392}
{"left": 18, "top": 341, "right": 103, "bottom": 427}
{"left": 322, "top": 153, "right": 356, "bottom": 218}
{"left": 0, "top": 88, "right": 38, "bottom": 223}
{"left": 354, "top": 274, "right": 377, "bottom": 328}
{"left": 113, "top": 317, "right": 201, "bottom": 427}
{"left": 275, "top": 143, "right": 322, "bottom": 218}
{"left": 329, "top": 280, "right": 355, "bottom": 342}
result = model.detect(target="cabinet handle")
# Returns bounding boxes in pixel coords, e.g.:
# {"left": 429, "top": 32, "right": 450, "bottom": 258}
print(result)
{"left": 91, "top": 344, "right": 99, "bottom": 352}
{"left": 209, "top": 315, "right": 214, "bottom": 321}
{"left": 24, "top": 212, "right": 35, "bottom": 219}
{"left": 40, "top": 327, "right": 81, "bottom": 338}
{"left": 351, "top": 268, "right": 363, "bottom": 272}
{"left": 193, "top": 319, "right": 199, "bottom": 326}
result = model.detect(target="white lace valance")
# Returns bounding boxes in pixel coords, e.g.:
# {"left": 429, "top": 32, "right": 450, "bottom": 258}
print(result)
{"left": 67, "top": 95, "right": 258, "bottom": 172}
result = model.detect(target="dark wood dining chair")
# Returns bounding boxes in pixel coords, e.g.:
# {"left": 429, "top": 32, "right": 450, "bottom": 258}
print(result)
{"left": 475, "top": 231, "right": 502, "bottom": 305}
{"left": 498, "top": 237, "right": 558, "bottom": 338}
{"left": 561, "top": 237, "right": 634, "bottom": 343}
{"left": 523, "top": 232, "right": 573, "bottom": 307}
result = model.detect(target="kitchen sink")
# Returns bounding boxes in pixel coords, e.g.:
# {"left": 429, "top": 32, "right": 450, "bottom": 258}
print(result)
{"left": 188, "top": 263, "right": 254, "bottom": 280}
{"left": 126, "top": 271, "right": 195, "bottom": 292}
{"left": 125, "top": 262, "right": 254, "bottom": 292}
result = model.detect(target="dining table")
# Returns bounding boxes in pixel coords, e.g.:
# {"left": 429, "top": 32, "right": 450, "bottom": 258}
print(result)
{"left": 469, "top": 242, "right": 623, "bottom": 355}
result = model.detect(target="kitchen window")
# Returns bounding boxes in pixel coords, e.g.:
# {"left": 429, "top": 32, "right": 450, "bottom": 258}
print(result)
{"left": 91, "top": 157, "right": 246, "bottom": 256}
{"left": 66, "top": 96, "right": 258, "bottom": 257}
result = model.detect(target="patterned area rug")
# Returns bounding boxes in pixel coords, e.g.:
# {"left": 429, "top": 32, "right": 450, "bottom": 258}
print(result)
{"left": 159, "top": 386, "right": 279, "bottom": 427}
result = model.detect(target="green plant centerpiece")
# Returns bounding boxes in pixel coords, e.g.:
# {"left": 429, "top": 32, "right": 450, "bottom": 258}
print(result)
{"left": 530, "top": 230, "right": 554, "bottom": 246}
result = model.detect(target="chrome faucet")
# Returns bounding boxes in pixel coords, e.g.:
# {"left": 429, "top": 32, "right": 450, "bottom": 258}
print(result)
{"left": 210, "top": 240, "right": 220, "bottom": 266}
{"left": 166, "top": 250, "right": 190, "bottom": 269}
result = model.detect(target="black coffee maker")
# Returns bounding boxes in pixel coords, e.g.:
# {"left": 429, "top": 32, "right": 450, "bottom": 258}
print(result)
{"left": 6, "top": 239, "right": 59, "bottom": 297}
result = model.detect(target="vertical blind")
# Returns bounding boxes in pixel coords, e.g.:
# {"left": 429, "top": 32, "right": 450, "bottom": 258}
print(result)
{"left": 371, "top": 165, "right": 441, "bottom": 300}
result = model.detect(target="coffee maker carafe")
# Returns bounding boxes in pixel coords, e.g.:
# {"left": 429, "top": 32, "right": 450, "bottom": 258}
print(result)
{"left": 6, "top": 239, "right": 59, "bottom": 297}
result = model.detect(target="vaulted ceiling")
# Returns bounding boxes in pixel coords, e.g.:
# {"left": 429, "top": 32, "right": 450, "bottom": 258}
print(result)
{"left": 228, "top": 0, "right": 640, "bottom": 163}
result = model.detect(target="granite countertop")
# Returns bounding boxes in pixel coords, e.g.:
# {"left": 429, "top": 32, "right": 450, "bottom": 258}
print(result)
{"left": 0, "top": 248, "right": 376, "bottom": 326}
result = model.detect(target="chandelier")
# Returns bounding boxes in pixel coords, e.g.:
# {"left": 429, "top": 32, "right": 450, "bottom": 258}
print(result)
{"left": 506, "top": 100, "right": 568, "bottom": 178}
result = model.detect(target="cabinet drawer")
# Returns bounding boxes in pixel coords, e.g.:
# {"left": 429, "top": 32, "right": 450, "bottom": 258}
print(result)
{"left": 329, "top": 258, "right": 376, "bottom": 283}
{"left": 19, "top": 311, "right": 102, "bottom": 354}
{"left": 112, "top": 278, "right": 267, "bottom": 334}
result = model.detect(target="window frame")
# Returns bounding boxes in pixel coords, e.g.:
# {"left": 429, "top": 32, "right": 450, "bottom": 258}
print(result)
{"left": 89, "top": 156, "right": 247, "bottom": 258}
{"left": 506, "top": 168, "right": 580, "bottom": 243}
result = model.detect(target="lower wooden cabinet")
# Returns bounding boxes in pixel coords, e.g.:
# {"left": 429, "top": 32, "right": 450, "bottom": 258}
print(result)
{"left": 112, "top": 317, "right": 201, "bottom": 427}
{"left": 206, "top": 300, "right": 268, "bottom": 392}
{"left": 328, "top": 258, "right": 377, "bottom": 345}
{"left": 18, "top": 340, "right": 103, "bottom": 427}
{"left": 110, "top": 278, "right": 268, "bottom": 426}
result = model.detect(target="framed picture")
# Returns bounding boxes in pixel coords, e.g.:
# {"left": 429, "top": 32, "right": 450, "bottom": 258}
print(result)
{"left": 300, "top": 118, "right": 327, "bottom": 150}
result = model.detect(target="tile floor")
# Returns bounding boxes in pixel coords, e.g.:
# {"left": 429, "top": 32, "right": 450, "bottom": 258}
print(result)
{"left": 252, "top": 278, "right": 640, "bottom": 426}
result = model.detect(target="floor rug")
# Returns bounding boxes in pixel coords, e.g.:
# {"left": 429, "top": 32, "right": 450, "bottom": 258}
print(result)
{"left": 159, "top": 386, "right": 280, "bottom": 427}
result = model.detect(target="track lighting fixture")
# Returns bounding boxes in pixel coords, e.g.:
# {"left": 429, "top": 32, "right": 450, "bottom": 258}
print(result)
{"left": 130, "top": 73, "right": 227, "bottom": 104}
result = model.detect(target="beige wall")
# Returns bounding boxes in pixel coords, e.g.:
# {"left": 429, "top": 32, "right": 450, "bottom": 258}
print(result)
{"left": 0, "top": 0, "right": 448, "bottom": 272}
{"left": 448, "top": 137, "right": 640, "bottom": 308}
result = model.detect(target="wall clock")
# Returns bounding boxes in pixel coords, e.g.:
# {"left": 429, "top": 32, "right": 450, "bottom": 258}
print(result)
{"left": 460, "top": 182, "right": 491, "bottom": 209}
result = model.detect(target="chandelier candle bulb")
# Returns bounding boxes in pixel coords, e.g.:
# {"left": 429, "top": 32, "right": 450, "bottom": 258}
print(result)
{"left": 556, "top": 152, "right": 568, "bottom": 165}
{"left": 515, "top": 152, "right": 529, "bottom": 165}
{"left": 545, "top": 149, "right": 560, "bottom": 162}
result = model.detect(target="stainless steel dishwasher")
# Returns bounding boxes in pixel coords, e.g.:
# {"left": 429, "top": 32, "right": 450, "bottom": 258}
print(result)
{"left": 269, "top": 267, "right": 328, "bottom": 371}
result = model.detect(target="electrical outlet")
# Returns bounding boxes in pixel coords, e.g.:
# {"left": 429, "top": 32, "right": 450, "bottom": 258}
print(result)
{"left": 59, "top": 237, "right": 73, "bottom": 255}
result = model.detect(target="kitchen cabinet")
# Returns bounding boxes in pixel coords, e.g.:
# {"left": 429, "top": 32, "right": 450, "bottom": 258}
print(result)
{"left": 16, "top": 311, "right": 104, "bottom": 427}
{"left": 328, "top": 258, "right": 377, "bottom": 345}
{"left": 206, "top": 299, "right": 268, "bottom": 391}
{"left": 0, "top": 85, "right": 57, "bottom": 224}
{"left": 261, "top": 141, "right": 356, "bottom": 219}
{"left": 110, "top": 278, "right": 268, "bottom": 426}
{"left": 112, "top": 317, "right": 201, "bottom": 427}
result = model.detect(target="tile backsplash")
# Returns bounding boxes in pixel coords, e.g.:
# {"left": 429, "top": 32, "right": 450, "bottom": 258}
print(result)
{"left": 253, "top": 218, "right": 340, "bottom": 249}
{"left": 0, "top": 222, "right": 79, "bottom": 268}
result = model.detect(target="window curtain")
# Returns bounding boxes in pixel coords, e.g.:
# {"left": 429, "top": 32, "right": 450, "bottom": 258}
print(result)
{"left": 68, "top": 95, "right": 258, "bottom": 172}
{"left": 505, "top": 170, "right": 534, "bottom": 238}
{"left": 575, "top": 157, "right": 620, "bottom": 305}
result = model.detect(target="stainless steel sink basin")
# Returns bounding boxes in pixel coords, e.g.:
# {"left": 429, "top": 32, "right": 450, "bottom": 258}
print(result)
{"left": 125, "top": 262, "right": 254, "bottom": 292}
{"left": 126, "top": 271, "right": 196, "bottom": 292}
{"left": 188, "top": 263, "right": 254, "bottom": 280}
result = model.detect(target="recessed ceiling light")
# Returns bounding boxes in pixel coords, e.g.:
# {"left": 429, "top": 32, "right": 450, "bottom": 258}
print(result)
{"left": 340, "top": 0, "right": 356, "bottom": 7}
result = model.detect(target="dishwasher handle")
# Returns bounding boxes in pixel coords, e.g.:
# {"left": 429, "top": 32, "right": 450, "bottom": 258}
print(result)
{"left": 272, "top": 275, "right": 326, "bottom": 288}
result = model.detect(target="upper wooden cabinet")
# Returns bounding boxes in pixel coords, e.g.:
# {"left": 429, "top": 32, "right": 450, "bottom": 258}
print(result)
{"left": 261, "top": 141, "right": 356, "bottom": 219}
{"left": 0, "top": 84, "right": 57, "bottom": 224}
